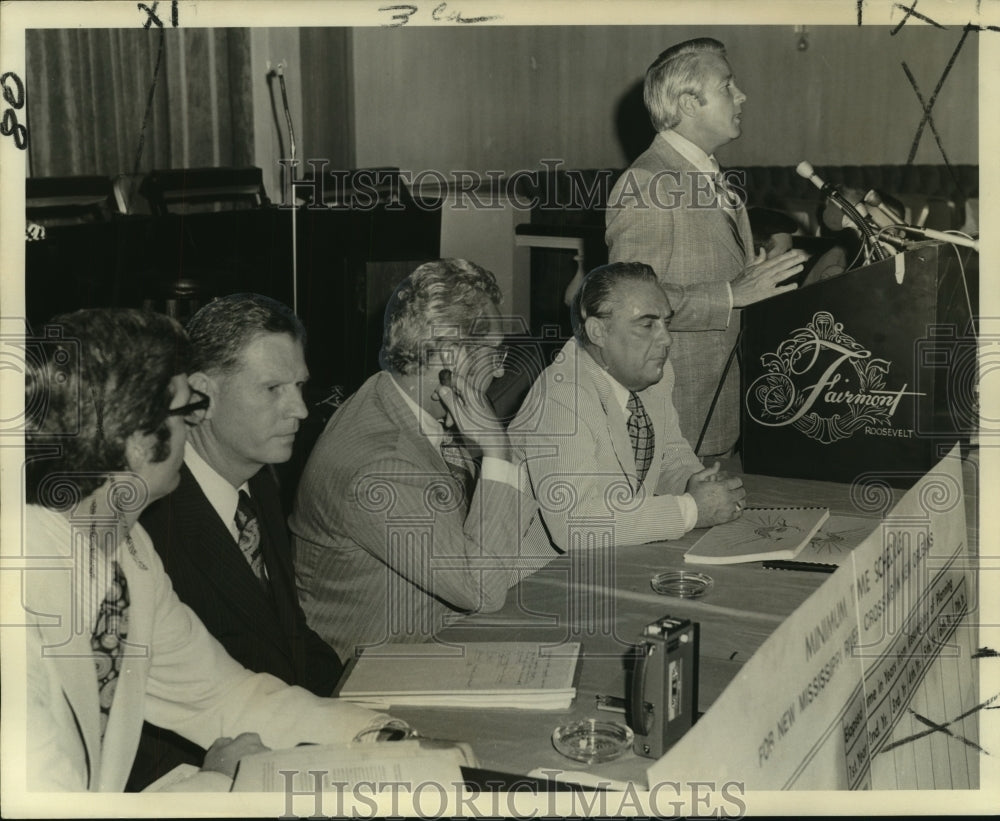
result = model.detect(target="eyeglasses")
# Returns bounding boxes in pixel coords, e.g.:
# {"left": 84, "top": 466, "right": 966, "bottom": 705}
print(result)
{"left": 462, "top": 340, "right": 509, "bottom": 370}
{"left": 167, "top": 388, "right": 210, "bottom": 426}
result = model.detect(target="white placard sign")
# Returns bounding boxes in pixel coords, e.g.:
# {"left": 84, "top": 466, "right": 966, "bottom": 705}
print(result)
{"left": 647, "top": 444, "right": 980, "bottom": 789}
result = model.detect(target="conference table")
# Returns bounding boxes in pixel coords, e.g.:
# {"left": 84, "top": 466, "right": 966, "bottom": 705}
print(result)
{"left": 388, "top": 455, "right": 979, "bottom": 787}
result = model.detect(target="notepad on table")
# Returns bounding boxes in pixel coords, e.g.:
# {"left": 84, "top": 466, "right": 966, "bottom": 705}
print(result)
{"left": 762, "top": 513, "right": 879, "bottom": 571}
{"left": 334, "top": 641, "right": 581, "bottom": 710}
{"left": 684, "top": 507, "right": 830, "bottom": 565}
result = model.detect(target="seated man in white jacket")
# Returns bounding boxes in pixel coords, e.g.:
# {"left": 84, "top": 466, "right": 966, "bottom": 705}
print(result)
{"left": 20, "top": 308, "right": 402, "bottom": 793}
{"left": 510, "top": 262, "right": 747, "bottom": 550}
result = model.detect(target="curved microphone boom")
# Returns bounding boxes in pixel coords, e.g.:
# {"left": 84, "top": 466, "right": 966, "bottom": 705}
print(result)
{"left": 796, "top": 161, "right": 890, "bottom": 262}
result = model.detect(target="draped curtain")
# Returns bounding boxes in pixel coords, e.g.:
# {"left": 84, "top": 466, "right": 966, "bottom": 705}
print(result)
{"left": 25, "top": 28, "right": 253, "bottom": 180}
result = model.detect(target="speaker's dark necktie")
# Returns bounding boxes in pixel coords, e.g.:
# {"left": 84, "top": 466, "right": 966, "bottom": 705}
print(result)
{"left": 712, "top": 163, "right": 747, "bottom": 258}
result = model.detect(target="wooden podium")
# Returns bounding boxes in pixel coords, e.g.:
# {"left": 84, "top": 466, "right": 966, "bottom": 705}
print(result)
{"left": 741, "top": 241, "right": 975, "bottom": 487}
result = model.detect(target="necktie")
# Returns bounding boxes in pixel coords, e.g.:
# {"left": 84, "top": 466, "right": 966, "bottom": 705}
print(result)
{"left": 626, "top": 391, "right": 655, "bottom": 487}
{"left": 441, "top": 433, "right": 479, "bottom": 504}
{"left": 92, "top": 560, "right": 129, "bottom": 743}
{"left": 710, "top": 161, "right": 747, "bottom": 258}
{"left": 235, "top": 490, "right": 267, "bottom": 585}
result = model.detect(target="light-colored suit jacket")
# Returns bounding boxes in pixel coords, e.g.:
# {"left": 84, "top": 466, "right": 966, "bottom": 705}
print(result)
{"left": 23, "top": 504, "right": 389, "bottom": 792}
{"left": 290, "top": 371, "right": 558, "bottom": 660}
{"left": 509, "top": 339, "right": 705, "bottom": 550}
{"left": 605, "top": 133, "right": 754, "bottom": 455}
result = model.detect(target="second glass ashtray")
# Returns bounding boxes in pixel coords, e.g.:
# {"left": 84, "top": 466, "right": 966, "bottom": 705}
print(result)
{"left": 551, "top": 718, "right": 633, "bottom": 764}
{"left": 650, "top": 570, "right": 714, "bottom": 599}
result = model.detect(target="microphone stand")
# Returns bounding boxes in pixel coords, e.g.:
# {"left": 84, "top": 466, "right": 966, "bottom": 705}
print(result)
{"left": 825, "top": 187, "right": 890, "bottom": 264}
{"left": 270, "top": 61, "right": 299, "bottom": 316}
{"left": 797, "top": 162, "right": 890, "bottom": 265}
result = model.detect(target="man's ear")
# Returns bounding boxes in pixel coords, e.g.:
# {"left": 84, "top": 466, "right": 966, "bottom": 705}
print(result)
{"left": 678, "top": 91, "right": 700, "bottom": 119}
{"left": 187, "top": 371, "right": 216, "bottom": 419}
{"left": 584, "top": 315, "right": 606, "bottom": 349}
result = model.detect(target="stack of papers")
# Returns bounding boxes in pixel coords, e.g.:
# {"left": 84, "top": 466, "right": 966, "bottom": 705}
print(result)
{"left": 232, "top": 741, "right": 472, "bottom": 792}
{"left": 335, "top": 642, "right": 581, "bottom": 710}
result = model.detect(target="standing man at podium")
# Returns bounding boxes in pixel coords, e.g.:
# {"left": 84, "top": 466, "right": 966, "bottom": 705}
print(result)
{"left": 604, "top": 37, "right": 808, "bottom": 459}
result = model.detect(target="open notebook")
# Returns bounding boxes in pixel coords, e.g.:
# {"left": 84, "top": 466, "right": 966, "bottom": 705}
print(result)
{"left": 684, "top": 507, "right": 830, "bottom": 565}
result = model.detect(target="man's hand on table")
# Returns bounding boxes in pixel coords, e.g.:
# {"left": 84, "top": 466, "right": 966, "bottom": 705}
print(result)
{"left": 687, "top": 462, "right": 746, "bottom": 527}
{"left": 202, "top": 732, "right": 270, "bottom": 779}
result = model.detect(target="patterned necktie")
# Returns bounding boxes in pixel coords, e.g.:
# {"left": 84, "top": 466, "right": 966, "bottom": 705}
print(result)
{"left": 441, "top": 433, "right": 479, "bottom": 504}
{"left": 626, "top": 391, "right": 655, "bottom": 487}
{"left": 235, "top": 490, "right": 267, "bottom": 585}
{"left": 92, "top": 560, "right": 129, "bottom": 743}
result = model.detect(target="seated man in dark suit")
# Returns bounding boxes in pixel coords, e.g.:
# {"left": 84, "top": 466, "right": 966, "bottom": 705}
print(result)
{"left": 128, "top": 293, "right": 343, "bottom": 790}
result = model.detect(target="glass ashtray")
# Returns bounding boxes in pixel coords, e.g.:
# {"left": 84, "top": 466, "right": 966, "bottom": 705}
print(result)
{"left": 551, "top": 718, "right": 633, "bottom": 764}
{"left": 650, "top": 570, "right": 714, "bottom": 599}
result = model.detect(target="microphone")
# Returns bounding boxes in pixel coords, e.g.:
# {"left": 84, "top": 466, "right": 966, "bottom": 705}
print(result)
{"left": 895, "top": 225, "right": 980, "bottom": 252}
{"left": 795, "top": 161, "right": 837, "bottom": 196}
{"left": 863, "top": 189, "right": 904, "bottom": 227}
{"left": 797, "top": 160, "right": 890, "bottom": 262}
{"left": 795, "top": 161, "right": 859, "bottom": 224}
{"left": 863, "top": 189, "right": 978, "bottom": 250}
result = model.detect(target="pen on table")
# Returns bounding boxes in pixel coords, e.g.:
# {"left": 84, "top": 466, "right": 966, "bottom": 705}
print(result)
{"left": 761, "top": 560, "right": 836, "bottom": 573}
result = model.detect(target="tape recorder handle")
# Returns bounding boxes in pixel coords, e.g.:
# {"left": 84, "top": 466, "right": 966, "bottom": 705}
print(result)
{"left": 628, "top": 642, "right": 654, "bottom": 735}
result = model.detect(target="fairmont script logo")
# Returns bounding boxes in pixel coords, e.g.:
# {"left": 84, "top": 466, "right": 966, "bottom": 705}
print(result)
{"left": 745, "top": 312, "right": 924, "bottom": 444}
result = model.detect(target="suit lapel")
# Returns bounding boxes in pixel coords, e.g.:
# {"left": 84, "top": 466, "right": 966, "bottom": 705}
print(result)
{"left": 652, "top": 136, "right": 749, "bottom": 269}
{"left": 251, "top": 468, "right": 299, "bottom": 631}
{"left": 54, "top": 633, "right": 104, "bottom": 789}
{"left": 24, "top": 508, "right": 104, "bottom": 788}
{"left": 574, "top": 343, "right": 641, "bottom": 495}
{"left": 169, "top": 469, "right": 289, "bottom": 652}
{"left": 374, "top": 372, "right": 461, "bottom": 485}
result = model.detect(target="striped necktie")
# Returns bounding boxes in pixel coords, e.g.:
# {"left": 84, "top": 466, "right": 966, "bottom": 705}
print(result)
{"left": 441, "top": 433, "right": 479, "bottom": 504}
{"left": 626, "top": 391, "right": 655, "bottom": 487}
{"left": 710, "top": 160, "right": 747, "bottom": 258}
